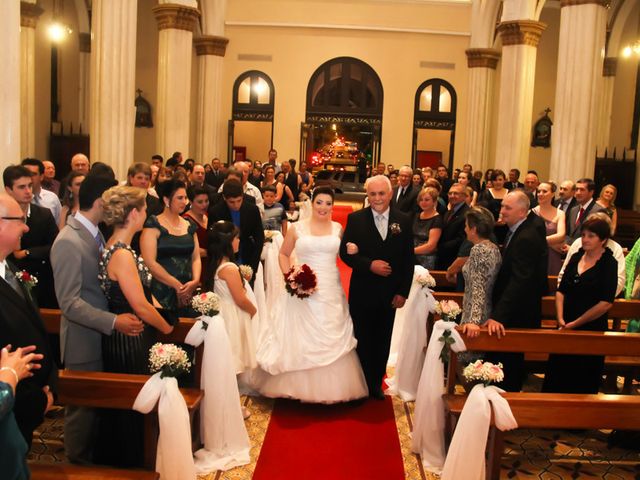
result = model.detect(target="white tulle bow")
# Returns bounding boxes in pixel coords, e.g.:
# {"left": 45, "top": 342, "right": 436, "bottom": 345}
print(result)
{"left": 411, "top": 320, "right": 466, "bottom": 473}
{"left": 184, "top": 315, "right": 251, "bottom": 473}
{"left": 441, "top": 384, "right": 518, "bottom": 480}
{"left": 133, "top": 372, "right": 197, "bottom": 480}
{"left": 386, "top": 265, "right": 437, "bottom": 401}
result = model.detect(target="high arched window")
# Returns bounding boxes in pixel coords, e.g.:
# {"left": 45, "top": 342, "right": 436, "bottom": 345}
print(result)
{"left": 412, "top": 79, "right": 457, "bottom": 169}
{"left": 305, "top": 57, "right": 383, "bottom": 122}
{"left": 232, "top": 70, "right": 275, "bottom": 121}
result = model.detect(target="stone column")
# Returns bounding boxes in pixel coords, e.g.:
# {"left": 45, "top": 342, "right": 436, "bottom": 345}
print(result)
{"left": 494, "top": 20, "right": 546, "bottom": 173}
{"left": 78, "top": 32, "right": 91, "bottom": 133}
{"left": 549, "top": 0, "right": 607, "bottom": 182}
{"left": 595, "top": 57, "right": 616, "bottom": 155}
{"left": 464, "top": 48, "right": 500, "bottom": 171}
{"left": 20, "top": 1, "right": 42, "bottom": 158}
{"left": 0, "top": 1, "right": 21, "bottom": 172}
{"left": 194, "top": 36, "right": 228, "bottom": 164}
{"left": 89, "top": 0, "right": 137, "bottom": 180}
{"left": 153, "top": 2, "right": 200, "bottom": 159}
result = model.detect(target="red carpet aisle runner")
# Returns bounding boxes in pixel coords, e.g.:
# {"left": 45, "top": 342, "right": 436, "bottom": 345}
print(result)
{"left": 253, "top": 205, "right": 405, "bottom": 480}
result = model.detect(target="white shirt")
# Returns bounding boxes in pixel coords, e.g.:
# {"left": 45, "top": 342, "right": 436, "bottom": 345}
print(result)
{"left": 0, "top": 260, "right": 7, "bottom": 281}
{"left": 75, "top": 211, "right": 101, "bottom": 239}
{"left": 372, "top": 207, "right": 390, "bottom": 239}
{"left": 558, "top": 238, "right": 626, "bottom": 296}
{"left": 33, "top": 188, "right": 62, "bottom": 224}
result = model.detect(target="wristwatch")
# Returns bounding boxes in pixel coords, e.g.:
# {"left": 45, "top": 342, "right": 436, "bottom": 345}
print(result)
{"left": 24, "top": 250, "right": 30, "bottom": 257}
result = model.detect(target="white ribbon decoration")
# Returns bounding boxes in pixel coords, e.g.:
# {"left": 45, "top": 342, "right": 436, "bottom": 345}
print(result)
{"left": 251, "top": 262, "right": 268, "bottom": 344}
{"left": 133, "top": 373, "right": 197, "bottom": 480}
{"left": 184, "top": 315, "right": 251, "bottom": 473}
{"left": 411, "top": 320, "right": 466, "bottom": 473}
{"left": 441, "top": 384, "right": 518, "bottom": 480}
{"left": 386, "top": 266, "right": 437, "bottom": 400}
{"left": 261, "top": 231, "right": 285, "bottom": 318}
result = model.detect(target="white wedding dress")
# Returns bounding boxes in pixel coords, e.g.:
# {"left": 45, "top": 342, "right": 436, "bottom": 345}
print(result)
{"left": 256, "top": 220, "right": 368, "bottom": 403}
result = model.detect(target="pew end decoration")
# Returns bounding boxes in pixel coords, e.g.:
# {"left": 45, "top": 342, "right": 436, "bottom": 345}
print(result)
{"left": 462, "top": 360, "right": 504, "bottom": 386}
{"left": 184, "top": 298, "right": 251, "bottom": 473}
{"left": 434, "top": 300, "right": 461, "bottom": 323}
{"left": 284, "top": 264, "right": 318, "bottom": 299}
{"left": 134, "top": 344, "right": 197, "bottom": 480}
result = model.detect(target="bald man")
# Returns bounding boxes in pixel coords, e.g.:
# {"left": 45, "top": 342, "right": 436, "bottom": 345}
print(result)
{"left": 485, "top": 190, "right": 547, "bottom": 391}
{"left": 340, "top": 175, "right": 415, "bottom": 399}
{"left": 0, "top": 194, "right": 57, "bottom": 446}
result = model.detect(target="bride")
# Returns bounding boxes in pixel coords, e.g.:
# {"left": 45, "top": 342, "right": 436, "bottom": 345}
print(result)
{"left": 256, "top": 186, "right": 369, "bottom": 403}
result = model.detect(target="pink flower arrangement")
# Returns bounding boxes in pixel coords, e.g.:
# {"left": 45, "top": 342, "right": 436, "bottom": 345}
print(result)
{"left": 148, "top": 342, "right": 191, "bottom": 378}
{"left": 434, "top": 300, "right": 461, "bottom": 321}
{"left": 191, "top": 291, "right": 220, "bottom": 317}
{"left": 462, "top": 360, "right": 504, "bottom": 385}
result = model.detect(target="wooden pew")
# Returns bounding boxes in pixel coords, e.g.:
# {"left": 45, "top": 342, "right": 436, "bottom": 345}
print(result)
{"left": 443, "top": 328, "right": 640, "bottom": 480}
{"left": 429, "top": 270, "right": 559, "bottom": 293}
{"left": 30, "top": 463, "right": 159, "bottom": 480}
{"left": 57, "top": 369, "right": 203, "bottom": 470}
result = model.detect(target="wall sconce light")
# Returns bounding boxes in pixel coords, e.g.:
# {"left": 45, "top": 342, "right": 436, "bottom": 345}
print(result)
{"left": 621, "top": 40, "right": 640, "bottom": 59}
{"left": 48, "top": 21, "right": 72, "bottom": 43}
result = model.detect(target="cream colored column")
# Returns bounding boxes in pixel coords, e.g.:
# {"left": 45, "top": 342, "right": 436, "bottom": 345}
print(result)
{"left": 464, "top": 49, "right": 500, "bottom": 171}
{"left": 20, "top": 1, "right": 42, "bottom": 158}
{"left": 78, "top": 33, "right": 91, "bottom": 133}
{"left": 494, "top": 20, "right": 546, "bottom": 173}
{"left": 89, "top": 0, "right": 137, "bottom": 180}
{"left": 194, "top": 36, "right": 228, "bottom": 163}
{"left": 595, "top": 57, "right": 616, "bottom": 155}
{"left": 0, "top": 1, "right": 21, "bottom": 171}
{"left": 153, "top": 2, "right": 200, "bottom": 158}
{"left": 549, "top": 0, "right": 607, "bottom": 182}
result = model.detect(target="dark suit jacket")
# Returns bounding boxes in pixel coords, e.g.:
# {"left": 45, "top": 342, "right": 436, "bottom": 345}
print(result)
{"left": 11, "top": 204, "right": 59, "bottom": 308}
{"left": 505, "top": 181, "right": 524, "bottom": 191}
{"left": 436, "top": 202, "right": 469, "bottom": 269}
{"left": 565, "top": 200, "right": 604, "bottom": 245}
{"left": 554, "top": 196, "right": 576, "bottom": 213}
{"left": 339, "top": 207, "right": 414, "bottom": 306}
{"left": 391, "top": 185, "right": 419, "bottom": 213}
{"left": 208, "top": 200, "right": 264, "bottom": 278}
{"left": 491, "top": 213, "right": 548, "bottom": 329}
{"left": 0, "top": 261, "right": 58, "bottom": 443}
{"left": 283, "top": 172, "right": 300, "bottom": 202}
{"left": 205, "top": 169, "right": 225, "bottom": 189}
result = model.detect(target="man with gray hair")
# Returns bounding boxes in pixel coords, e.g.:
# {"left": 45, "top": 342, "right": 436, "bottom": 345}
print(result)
{"left": 391, "top": 165, "right": 419, "bottom": 213}
{"left": 218, "top": 160, "right": 264, "bottom": 214}
{"left": 485, "top": 189, "right": 548, "bottom": 391}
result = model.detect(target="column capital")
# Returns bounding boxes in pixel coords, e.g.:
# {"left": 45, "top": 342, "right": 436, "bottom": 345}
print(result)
{"left": 560, "top": 0, "right": 608, "bottom": 7}
{"left": 194, "top": 35, "right": 229, "bottom": 57}
{"left": 152, "top": 3, "right": 200, "bottom": 32}
{"left": 603, "top": 57, "right": 617, "bottom": 76}
{"left": 79, "top": 32, "right": 91, "bottom": 53}
{"left": 466, "top": 48, "right": 501, "bottom": 69}
{"left": 20, "top": 2, "right": 43, "bottom": 28}
{"left": 497, "top": 20, "right": 546, "bottom": 47}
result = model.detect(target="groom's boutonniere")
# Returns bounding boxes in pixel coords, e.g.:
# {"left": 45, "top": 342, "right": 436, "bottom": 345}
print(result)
{"left": 389, "top": 223, "right": 402, "bottom": 235}
{"left": 16, "top": 270, "right": 38, "bottom": 291}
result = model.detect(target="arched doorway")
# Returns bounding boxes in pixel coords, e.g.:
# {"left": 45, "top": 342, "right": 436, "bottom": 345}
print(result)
{"left": 301, "top": 57, "right": 383, "bottom": 173}
{"left": 412, "top": 78, "right": 457, "bottom": 171}
{"left": 228, "top": 70, "right": 275, "bottom": 164}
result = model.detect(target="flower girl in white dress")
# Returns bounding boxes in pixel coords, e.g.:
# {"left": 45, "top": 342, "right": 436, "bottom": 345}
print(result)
{"left": 205, "top": 221, "right": 258, "bottom": 416}
{"left": 256, "top": 187, "right": 368, "bottom": 403}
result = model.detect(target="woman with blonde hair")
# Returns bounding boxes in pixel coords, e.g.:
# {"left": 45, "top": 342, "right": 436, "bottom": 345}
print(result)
{"left": 412, "top": 187, "right": 443, "bottom": 269}
{"left": 532, "top": 182, "right": 566, "bottom": 275}
{"left": 596, "top": 183, "right": 618, "bottom": 233}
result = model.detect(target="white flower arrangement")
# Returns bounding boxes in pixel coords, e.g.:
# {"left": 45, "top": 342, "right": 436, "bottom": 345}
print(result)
{"left": 414, "top": 271, "right": 436, "bottom": 289}
{"left": 462, "top": 360, "right": 504, "bottom": 385}
{"left": 264, "top": 230, "right": 277, "bottom": 243}
{"left": 434, "top": 300, "right": 461, "bottom": 322}
{"left": 191, "top": 291, "right": 220, "bottom": 317}
{"left": 239, "top": 264, "right": 254, "bottom": 281}
{"left": 149, "top": 343, "right": 192, "bottom": 378}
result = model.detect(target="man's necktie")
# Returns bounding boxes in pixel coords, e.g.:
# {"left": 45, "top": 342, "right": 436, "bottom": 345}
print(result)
{"left": 503, "top": 229, "right": 513, "bottom": 251}
{"left": 560, "top": 201, "right": 568, "bottom": 212}
{"left": 4, "top": 268, "right": 25, "bottom": 300}
{"left": 375, "top": 214, "right": 387, "bottom": 240}
{"left": 575, "top": 207, "right": 585, "bottom": 227}
{"left": 95, "top": 232, "right": 105, "bottom": 253}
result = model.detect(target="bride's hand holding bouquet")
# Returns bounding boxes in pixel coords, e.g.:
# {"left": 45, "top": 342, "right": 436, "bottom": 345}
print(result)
{"left": 284, "top": 264, "right": 318, "bottom": 299}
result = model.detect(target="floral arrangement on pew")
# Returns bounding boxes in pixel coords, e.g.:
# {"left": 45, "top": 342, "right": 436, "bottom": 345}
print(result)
{"left": 462, "top": 359, "right": 504, "bottom": 386}
{"left": 414, "top": 271, "right": 436, "bottom": 290}
{"left": 191, "top": 291, "right": 221, "bottom": 330}
{"left": 264, "top": 230, "right": 277, "bottom": 243}
{"left": 284, "top": 264, "right": 318, "bottom": 299}
{"left": 434, "top": 300, "right": 461, "bottom": 323}
{"left": 239, "top": 265, "right": 253, "bottom": 282}
{"left": 149, "top": 343, "right": 192, "bottom": 379}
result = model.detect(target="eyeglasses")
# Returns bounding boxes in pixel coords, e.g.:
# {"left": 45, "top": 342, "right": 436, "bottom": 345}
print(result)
{"left": 1, "top": 216, "right": 27, "bottom": 223}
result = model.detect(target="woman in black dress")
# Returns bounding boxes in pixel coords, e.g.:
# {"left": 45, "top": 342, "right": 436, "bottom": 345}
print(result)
{"left": 412, "top": 187, "right": 443, "bottom": 270}
{"left": 478, "top": 169, "right": 508, "bottom": 244}
{"left": 543, "top": 216, "right": 617, "bottom": 394}
{"left": 97, "top": 186, "right": 174, "bottom": 467}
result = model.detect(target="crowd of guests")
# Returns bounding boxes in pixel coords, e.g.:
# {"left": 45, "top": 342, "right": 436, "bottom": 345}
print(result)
{"left": 0, "top": 149, "right": 634, "bottom": 474}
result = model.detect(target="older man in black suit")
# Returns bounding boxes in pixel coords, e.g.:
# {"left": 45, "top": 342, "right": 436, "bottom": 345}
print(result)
{"left": 436, "top": 183, "right": 469, "bottom": 270}
{"left": 484, "top": 190, "right": 548, "bottom": 391}
{"left": 340, "top": 175, "right": 414, "bottom": 399}
{"left": 0, "top": 193, "right": 57, "bottom": 446}
{"left": 208, "top": 180, "right": 264, "bottom": 285}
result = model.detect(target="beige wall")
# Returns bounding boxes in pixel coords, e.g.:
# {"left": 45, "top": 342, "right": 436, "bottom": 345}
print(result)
{"left": 416, "top": 128, "right": 451, "bottom": 166}
{"left": 233, "top": 120, "right": 273, "bottom": 163}
{"left": 220, "top": 0, "right": 472, "bottom": 169}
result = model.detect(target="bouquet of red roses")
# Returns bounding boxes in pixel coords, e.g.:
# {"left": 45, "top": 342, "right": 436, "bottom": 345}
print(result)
{"left": 284, "top": 264, "right": 318, "bottom": 299}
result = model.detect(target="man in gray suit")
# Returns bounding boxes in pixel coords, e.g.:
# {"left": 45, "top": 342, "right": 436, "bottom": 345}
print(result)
{"left": 51, "top": 174, "right": 143, "bottom": 464}
{"left": 562, "top": 178, "right": 604, "bottom": 251}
